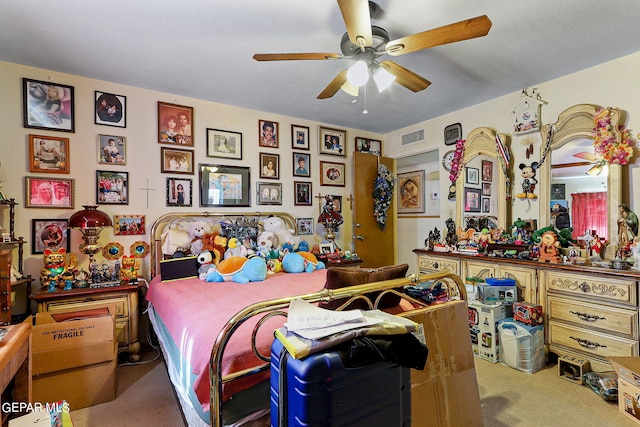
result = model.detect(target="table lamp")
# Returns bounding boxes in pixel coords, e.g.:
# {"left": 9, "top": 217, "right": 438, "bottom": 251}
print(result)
{"left": 69, "top": 205, "right": 113, "bottom": 266}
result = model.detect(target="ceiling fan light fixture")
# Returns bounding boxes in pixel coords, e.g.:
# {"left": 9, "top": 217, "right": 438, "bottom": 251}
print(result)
{"left": 346, "top": 60, "right": 369, "bottom": 87}
{"left": 340, "top": 80, "right": 359, "bottom": 97}
{"left": 373, "top": 66, "right": 395, "bottom": 92}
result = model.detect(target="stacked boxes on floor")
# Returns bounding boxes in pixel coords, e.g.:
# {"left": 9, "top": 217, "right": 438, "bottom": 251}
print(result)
{"left": 468, "top": 300, "right": 512, "bottom": 362}
{"left": 31, "top": 306, "right": 118, "bottom": 410}
{"left": 609, "top": 357, "right": 640, "bottom": 424}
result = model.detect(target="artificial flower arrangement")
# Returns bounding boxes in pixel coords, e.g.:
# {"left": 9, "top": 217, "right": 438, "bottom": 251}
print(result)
{"left": 449, "top": 138, "right": 466, "bottom": 183}
{"left": 372, "top": 164, "right": 396, "bottom": 230}
{"left": 593, "top": 107, "right": 635, "bottom": 165}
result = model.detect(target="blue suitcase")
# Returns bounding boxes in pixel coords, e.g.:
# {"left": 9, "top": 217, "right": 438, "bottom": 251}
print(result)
{"left": 270, "top": 338, "right": 411, "bottom": 427}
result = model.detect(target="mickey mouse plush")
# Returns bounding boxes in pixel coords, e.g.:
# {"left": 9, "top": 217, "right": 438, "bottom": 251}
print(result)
{"left": 517, "top": 162, "right": 539, "bottom": 199}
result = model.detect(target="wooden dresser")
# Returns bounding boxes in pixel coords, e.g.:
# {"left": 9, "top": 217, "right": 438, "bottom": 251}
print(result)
{"left": 30, "top": 285, "right": 141, "bottom": 362}
{"left": 414, "top": 249, "right": 640, "bottom": 371}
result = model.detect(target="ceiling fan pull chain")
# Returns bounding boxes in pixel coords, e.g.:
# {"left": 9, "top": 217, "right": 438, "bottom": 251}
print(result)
{"left": 363, "top": 84, "right": 368, "bottom": 115}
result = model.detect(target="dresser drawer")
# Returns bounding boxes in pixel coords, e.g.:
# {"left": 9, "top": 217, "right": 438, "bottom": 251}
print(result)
{"left": 548, "top": 321, "right": 638, "bottom": 358}
{"left": 418, "top": 256, "right": 460, "bottom": 275}
{"left": 548, "top": 296, "right": 638, "bottom": 339}
{"left": 45, "top": 295, "right": 128, "bottom": 318}
{"left": 465, "top": 261, "right": 496, "bottom": 280}
{"left": 544, "top": 270, "right": 637, "bottom": 306}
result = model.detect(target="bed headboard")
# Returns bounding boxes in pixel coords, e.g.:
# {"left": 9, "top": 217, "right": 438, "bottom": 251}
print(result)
{"left": 149, "top": 211, "right": 298, "bottom": 277}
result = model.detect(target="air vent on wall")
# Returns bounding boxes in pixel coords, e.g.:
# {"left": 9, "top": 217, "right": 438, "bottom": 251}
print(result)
{"left": 401, "top": 129, "right": 424, "bottom": 145}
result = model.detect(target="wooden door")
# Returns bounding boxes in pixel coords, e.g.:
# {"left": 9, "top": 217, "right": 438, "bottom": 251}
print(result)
{"left": 353, "top": 152, "right": 397, "bottom": 268}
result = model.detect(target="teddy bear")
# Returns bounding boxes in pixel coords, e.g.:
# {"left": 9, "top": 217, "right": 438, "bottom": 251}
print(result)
{"left": 185, "top": 221, "right": 212, "bottom": 255}
{"left": 517, "top": 162, "right": 539, "bottom": 199}
{"left": 262, "top": 215, "right": 299, "bottom": 247}
{"left": 201, "top": 231, "right": 228, "bottom": 265}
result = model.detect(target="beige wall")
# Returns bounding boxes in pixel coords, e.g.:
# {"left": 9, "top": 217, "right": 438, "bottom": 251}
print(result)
{"left": 0, "top": 61, "right": 383, "bottom": 297}
{"left": 385, "top": 51, "right": 640, "bottom": 272}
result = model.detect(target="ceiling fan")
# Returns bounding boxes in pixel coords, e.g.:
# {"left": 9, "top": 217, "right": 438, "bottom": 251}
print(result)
{"left": 253, "top": 0, "right": 492, "bottom": 99}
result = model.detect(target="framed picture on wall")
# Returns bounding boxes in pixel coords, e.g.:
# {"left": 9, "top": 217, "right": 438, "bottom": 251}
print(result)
{"left": 97, "top": 134, "right": 126, "bottom": 165}
{"left": 482, "top": 160, "right": 493, "bottom": 182}
{"left": 158, "top": 102, "right": 194, "bottom": 146}
{"left": 199, "top": 164, "right": 250, "bottom": 207}
{"left": 296, "top": 218, "right": 314, "bottom": 235}
{"left": 259, "top": 153, "right": 280, "bottom": 179}
{"left": 31, "top": 219, "right": 70, "bottom": 254}
{"left": 397, "top": 170, "right": 425, "bottom": 214}
{"left": 319, "top": 161, "right": 345, "bottom": 187}
{"left": 482, "top": 182, "right": 491, "bottom": 196}
{"left": 355, "top": 137, "right": 382, "bottom": 155}
{"left": 551, "top": 183, "right": 566, "bottom": 200}
{"left": 291, "top": 124, "right": 310, "bottom": 150}
{"left": 95, "top": 91, "right": 126, "bottom": 127}
{"left": 319, "top": 126, "right": 346, "bottom": 156}
{"left": 294, "top": 181, "right": 312, "bottom": 206}
{"left": 113, "top": 215, "right": 146, "bottom": 235}
{"left": 161, "top": 147, "right": 194, "bottom": 174}
{"left": 259, "top": 120, "right": 279, "bottom": 148}
{"left": 482, "top": 197, "right": 491, "bottom": 213}
{"left": 22, "top": 78, "right": 75, "bottom": 132}
{"left": 28, "top": 134, "right": 70, "bottom": 173}
{"left": 96, "top": 170, "right": 128, "bottom": 205}
{"left": 293, "top": 152, "right": 310, "bottom": 177}
{"left": 464, "top": 187, "right": 481, "bottom": 213}
{"left": 257, "top": 182, "right": 282, "bottom": 205}
{"left": 166, "top": 178, "right": 192, "bottom": 207}
{"left": 206, "top": 128, "right": 242, "bottom": 160}
{"left": 25, "top": 176, "right": 74, "bottom": 209}
{"left": 466, "top": 167, "right": 479, "bottom": 185}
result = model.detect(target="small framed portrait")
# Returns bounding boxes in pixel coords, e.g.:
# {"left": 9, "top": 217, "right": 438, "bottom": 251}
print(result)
{"left": 323, "top": 195, "right": 342, "bottom": 213}
{"left": 95, "top": 91, "right": 126, "bottom": 128}
{"left": 482, "top": 182, "right": 491, "bottom": 196}
{"left": 296, "top": 217, "right": 314, "bottom": 235}
{"left": 397, "top": 170, "right": 425, "bottom": 214}
{"left": 28, "top": 134, "right": 70, "bottom": 173}
{"left": 22, "top": 78, "right": 75, "bottom": 132}
{"left": 319, "top": 161, "right": 345, "bottom": 187}
{"left": 161, "top": 147, "right": 194, "bottom": 174}
{"left": 96, "top": 170, "right": 128, "bottom": 205}
{"left": 257, "top": 182, "right": 282, "bottom": 205}
{"left": 293, "top": 152, "right": 311, "bottom": 177}
{"left": 25, "top": 177, "right": 74, "bottom": 209}
{"left": 259, "top": 152, "right": 280, "bottom": 179}
{"left": 291, "top": 124, "right": 310, "bottom": 150}
{"left": 158, "top": 102, "right": 194, "bottom": 146}
{"left": 319, "top": 126, "right": 346, "bottom": 156}
{"left": 482, "top": 197, "right": 491, "bottom": 213}
{"left": 464, "top": 187, "right": 481, "bottom": 213}
{"left": 166, "top": 178, "right": 192, "bottom": 207}
{"left": 113, "top": 215, "right": 146, "bottom": 235}
{"left": 258, "top": 119, "right": 279, "bottom": 148}
{"left": 31, "top": 219, "right": 70, "bottom": 254}
{"left": 199, "top": 164, "right": 250, "bottom": 207}
{"left": 466, "top": 167, "right": 479, "bottom": 185}
{"left": 294, "top": 181, "right": 312, "bottom": 206}
{"left": 482, "top": 160, "right": 493, "bottom": 182}
{"left": 551, "top": 183, "right": 566, "bottom": 200}
{"left": 206, "top": 128, "right": 242, "bottom": 160}
{"left": 319, "top": 243, "right": 333, "bottom": 254}
{"left": 97, "top": 134, "right": 126, "bottom": 165}
{"left": 355, "top": 137, "right": 382, "bottom": 155}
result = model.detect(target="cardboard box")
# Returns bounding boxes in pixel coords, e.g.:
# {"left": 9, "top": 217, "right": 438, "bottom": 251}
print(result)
{"left": 609, "top": 357, "right": 640, "bottom": 424}
{"left": 497, "top": 318, "right": 544, "bottom": 373}
{"left": 32, "top": 306, "right": 117, "bottom": 409}
{"left": 558, "top": 355, "right": 591, "bottom": 384}
{"left": 468, "top": 301, "right": 512, "bottom": 362}
{"left": 512, "top": 301, "right": 543, "bottom": 325}
{"left": 400, "top": 300, "right": 482, "bottom": 427}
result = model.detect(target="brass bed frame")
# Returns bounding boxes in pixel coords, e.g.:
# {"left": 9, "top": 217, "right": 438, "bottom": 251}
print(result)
{"left": 149, "top": 212, "right": 466, "bottom": 426}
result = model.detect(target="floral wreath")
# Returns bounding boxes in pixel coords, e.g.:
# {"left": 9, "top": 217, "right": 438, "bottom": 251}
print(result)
{"left": 372, "top": 164, "right": 396, "bottom": 230}
{"left": 449, "top": 139, "right": 466, "bottom": 183}
{"left": 593, "top": 107, "right": 635, "bottom": 166}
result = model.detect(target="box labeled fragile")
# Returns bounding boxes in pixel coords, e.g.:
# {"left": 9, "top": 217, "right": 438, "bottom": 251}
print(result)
{"left": 477, "top": 284, "right": 517, "bottom": 304}
{"left": 512, "top": 301, "right": 543, "bottom": 325}
{"left": 558, "top": 355, "right": 591, "bottom": 384}
{"left": 468, "top": 301, "right": 512, "bottom": 363}
{"left": 609, "top": 357, "right": 640, "bottom": 424}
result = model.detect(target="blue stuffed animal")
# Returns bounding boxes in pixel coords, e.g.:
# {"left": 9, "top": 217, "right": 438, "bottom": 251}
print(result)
{"left": 282, "top": 252, "right": 325, "bottom": 273}
{"left": 205, "top": 256, "right": 267, "bottom": 284}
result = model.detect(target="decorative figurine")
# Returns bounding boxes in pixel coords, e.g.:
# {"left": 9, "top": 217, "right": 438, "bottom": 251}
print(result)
{"left": 445, "top": 218, "right": 458, "bottom": 247}
{"left": 517, "top": 162, "right": 539, "bottom": 199}
{"left": 617, "top": 204, "right": 639, "bottom": 258}
{"left": 537, "top": 231, "right": 561, "bottom": 263}
{"left": 40, "top": 248, "right": 76, "bottom": 291}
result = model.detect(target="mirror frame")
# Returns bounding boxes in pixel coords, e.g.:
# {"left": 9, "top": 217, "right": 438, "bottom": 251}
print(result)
{"left": 456, "top": 127, "right": 511, "bottom": 231}
{"left": 538, "top": 104, "right": 622, "bottom": 242}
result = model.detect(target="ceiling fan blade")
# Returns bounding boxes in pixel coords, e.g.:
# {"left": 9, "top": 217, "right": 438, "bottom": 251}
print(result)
{"left": 338, "top": 0, "right": 373, "bottom": 47}
{"left": 380, "top": 60, "right": 431, "bottom": 92}
{"left": 253, "top": 53, "right": 342, "bottom": 61}
{"left": 573, "top": 151, "right": 597, "bottom": 161}
{"left": 317, "top": 69, "right": 349, "bottom": 99}
{"left": 385, "top": 15, "right": 492, "bottom": 56}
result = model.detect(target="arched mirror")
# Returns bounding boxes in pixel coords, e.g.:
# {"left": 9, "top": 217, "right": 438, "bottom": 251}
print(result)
{"left": 538, "top": 104, "right": 622, "bottom": 246}
{"left": 455, "top": 127, "right": 511, "bottom": 231}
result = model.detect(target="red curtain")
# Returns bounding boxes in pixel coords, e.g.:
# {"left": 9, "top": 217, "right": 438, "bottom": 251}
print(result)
{"left": 571, "top": 192, "right": 608, "bottom": 240}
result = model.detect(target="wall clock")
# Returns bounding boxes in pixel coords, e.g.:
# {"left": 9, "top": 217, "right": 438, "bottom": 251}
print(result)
{"left": 444, "top": 123, "right": 462, "bottom": 146}
{"left": 442, "top": 150, "right": 455, "bottom": 172}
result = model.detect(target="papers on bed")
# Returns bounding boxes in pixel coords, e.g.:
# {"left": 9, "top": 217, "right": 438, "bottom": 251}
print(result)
{"left": 276, "top": 298, "right": 418, "bottom": 359}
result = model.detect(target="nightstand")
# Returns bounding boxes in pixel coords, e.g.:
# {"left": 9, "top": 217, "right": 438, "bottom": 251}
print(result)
{"left": 30, "top": 284, "right": 141, "bottom": 362}
{"left": 322, "top": 258, "right": 364, "bottom": 268}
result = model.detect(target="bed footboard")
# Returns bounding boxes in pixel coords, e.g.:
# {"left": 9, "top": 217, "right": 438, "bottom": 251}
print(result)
{"left": 209, "top": 270, "right": 465, "bottom": 426}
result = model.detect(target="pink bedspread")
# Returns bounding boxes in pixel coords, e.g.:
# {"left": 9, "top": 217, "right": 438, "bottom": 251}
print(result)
{"left": 146, "top": 269, "right": 327, "bottom": 411}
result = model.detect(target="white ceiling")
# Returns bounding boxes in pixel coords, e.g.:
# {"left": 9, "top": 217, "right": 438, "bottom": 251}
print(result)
{"left": 2, "top": 0, "right": 640, "bottom": 134}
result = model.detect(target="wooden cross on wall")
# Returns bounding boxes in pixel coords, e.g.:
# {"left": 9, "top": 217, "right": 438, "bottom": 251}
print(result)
{"left": 140, "top": 179, "right": 155, "bottom": 208}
